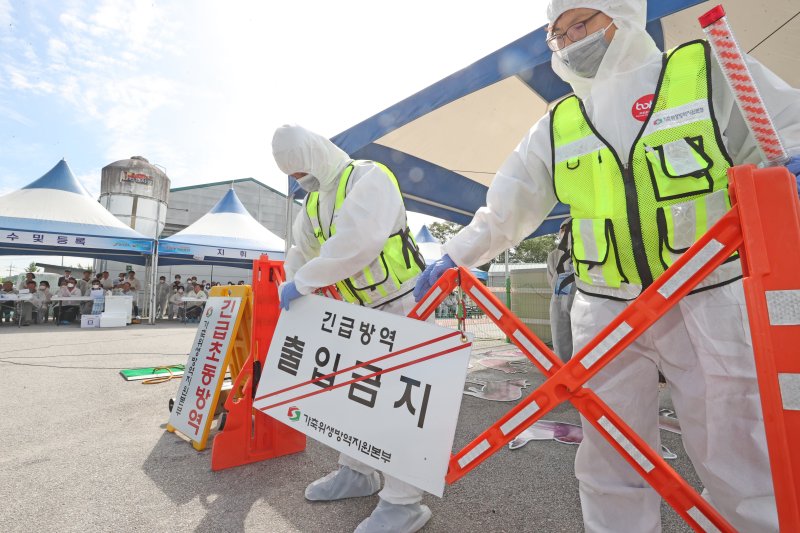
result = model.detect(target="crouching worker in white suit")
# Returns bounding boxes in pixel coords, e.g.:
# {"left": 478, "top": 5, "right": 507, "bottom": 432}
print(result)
{"left": 415, "top": 0, "right": 800, "bottom": 531}
{"left": 272, "top": 124, "right": 431, "bottom": 533}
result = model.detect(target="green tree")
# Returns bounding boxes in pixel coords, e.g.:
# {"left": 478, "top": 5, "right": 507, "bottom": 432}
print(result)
{"left": 427, "top": 221, "right": 462, "bottom": 244}
{"left": 25, "top": 261, "right": 40, "bottom": 273}
{"left": 506, "top": 234, "right": 557, "bottom": 264}
{"left": 427, "top": 220, "right": 557, "bottom": 267}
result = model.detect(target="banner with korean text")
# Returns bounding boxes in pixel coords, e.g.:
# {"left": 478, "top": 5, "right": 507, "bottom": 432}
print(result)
{"left": 168, "top": 296, "right": 245, "bottom": 450}
{"left": 253, "top": 295, "right": 472, "bottom": 496}
{"left": 0, "top": 229, "right": 153, "bottom": 253}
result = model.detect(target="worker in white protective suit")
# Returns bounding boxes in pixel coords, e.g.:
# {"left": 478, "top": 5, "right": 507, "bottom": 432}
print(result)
{"left": 414, "top": 1, "right": 800, "bottom": 531}
{"left": 546, "top": 218, "right": 576, "bottom": 363}
{"left": 272, "top": 125, "right": 430, "bottom": 533}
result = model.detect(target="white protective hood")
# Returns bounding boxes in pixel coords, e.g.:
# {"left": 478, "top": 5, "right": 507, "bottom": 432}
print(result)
{"left": 272, "top": 124, "right": 352, "bottom": 192}
{"left": 548, "top": 0, "right": 662, "bottom": 99}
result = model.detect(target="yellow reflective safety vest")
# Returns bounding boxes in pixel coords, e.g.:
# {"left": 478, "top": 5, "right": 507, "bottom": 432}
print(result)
{"left": 305, "top": 160, "right": 426, "bottom": 306}
{"left": 551, "top": 40, "right": 736, "bottom": 300}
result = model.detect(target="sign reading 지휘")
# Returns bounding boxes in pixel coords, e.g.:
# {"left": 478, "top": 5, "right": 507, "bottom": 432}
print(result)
{"left": 168, "top": 296, "right": 244, "bottom": 449}
{"left": 253, "top": 295, "right": 472, "bottom": 496}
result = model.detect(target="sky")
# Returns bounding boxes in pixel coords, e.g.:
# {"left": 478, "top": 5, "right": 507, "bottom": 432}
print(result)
{"left": 0, "top": 0, "right": 549, "bottom": 275}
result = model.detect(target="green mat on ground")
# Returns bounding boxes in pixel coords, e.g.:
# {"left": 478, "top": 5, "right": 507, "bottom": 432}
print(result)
{"left": 119, "top": 365, "right": 185, "bottom": 381}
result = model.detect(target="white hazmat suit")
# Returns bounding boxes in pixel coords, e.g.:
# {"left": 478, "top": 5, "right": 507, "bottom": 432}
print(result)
{"left": 441, "top": 1, "right": 800, "bottom": 531}
{"left": 273, "top": 125, "right": 431, "bottom": 533}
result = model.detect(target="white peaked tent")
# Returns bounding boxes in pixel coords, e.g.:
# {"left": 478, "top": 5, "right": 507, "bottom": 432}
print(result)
{"left": 288, "top": 0, "right": 798, "bottom": 238}
{"left": 0, "top": 159, "right": 154, "bottom": 264}
{"left": 415, "top": 225, "right": 443, "bottom": 265}
{"left": 158, "top": 188, "right": 285, "bottom": 268}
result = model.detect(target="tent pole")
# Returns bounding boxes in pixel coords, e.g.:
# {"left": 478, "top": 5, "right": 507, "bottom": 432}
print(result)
{"left": 285, "top": 194, "right": 294, "bottom": 255}
{"left": 148, "top": 246, "right": 158, "bottom": 325}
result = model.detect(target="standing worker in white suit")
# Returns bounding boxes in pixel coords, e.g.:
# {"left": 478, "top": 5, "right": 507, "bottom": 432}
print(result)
{"left": 414, "top": 1, "right": 800, "bottom": 531}
{"left": 272, "top": 124, "right": 430, "bottom": 533}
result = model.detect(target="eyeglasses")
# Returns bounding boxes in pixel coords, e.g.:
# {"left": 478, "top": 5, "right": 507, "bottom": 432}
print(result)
{"left": 546, "top": 11, "right": 604, "bottom": 51}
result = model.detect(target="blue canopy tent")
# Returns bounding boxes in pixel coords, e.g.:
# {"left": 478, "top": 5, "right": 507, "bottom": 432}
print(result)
{"left": 288, "top": 0, "right": 798, "bottom": 239}
{"left": 158, "top": 188, "right": 285, "bottom": 268}
{"left": 0, "top": 159, "right": 154, "bottom": 264}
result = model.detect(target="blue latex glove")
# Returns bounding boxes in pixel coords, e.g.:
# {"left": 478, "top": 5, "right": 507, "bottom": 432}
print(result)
{"left": 413, "top": 254, "right": 457, "bottom": 302}
{"left": 279, "top": 281, "right": 302, "bottom": 311}
{"left": 786, "top": 156, "right": 800, "bottom": 196}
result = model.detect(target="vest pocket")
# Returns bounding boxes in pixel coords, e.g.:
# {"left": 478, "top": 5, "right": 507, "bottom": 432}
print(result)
{"left": 645, "top": 136, "right": 714, "bottom": 201}
{"left": 656, "top": 189, "right": 731, "bottom": 269}
{"left": 571, "top": 218, "right": 626, "bottom": 288}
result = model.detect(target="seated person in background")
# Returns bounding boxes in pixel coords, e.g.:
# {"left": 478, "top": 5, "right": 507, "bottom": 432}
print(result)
{"left": 113, "top": 272, "right": 126, "bottom": 288}
{"left": 169, "top": 285, "right": 186, "bottom": 321}
{"left": 88, "top": 279, "right": 105, "bottom": 314}
{"left": 55, "top": 280, "right": 82, "bottom": 324}
{"left": 18, "top": 280, "right": 42, "bottom": 326}
{"left": 184, "top": 283, "right": 207, "bottom": 322}
{"left": 113, "top": 281, "right": 139, "bottom": 316}
{"left": 100, "top": 271, "right": 113, "bottom": 291}
{"left": 37, "top": 280, "right": 52, "bottom": 323}
{"left": 18, "top": 272, "right": 35, "bottom": 291}
{"left": 1, "top": 280, "right": 18, "bottom": 323}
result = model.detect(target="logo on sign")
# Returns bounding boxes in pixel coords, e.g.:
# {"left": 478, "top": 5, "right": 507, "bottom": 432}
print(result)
{"left": 205, "top": 306, "right": 214, "bottom": 317}
{"left": 121, "top": 171, "right": 153, "bottom": 185}
{"left": 631, "top": 94, "right": 654, "bottom": 122}
{"left": 288, "top": 406, "right": 301, "bottom": 421}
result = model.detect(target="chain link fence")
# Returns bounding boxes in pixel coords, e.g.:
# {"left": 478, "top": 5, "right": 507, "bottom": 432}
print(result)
{"left": 433, "top": 265, "right": 554, "bottom": 350}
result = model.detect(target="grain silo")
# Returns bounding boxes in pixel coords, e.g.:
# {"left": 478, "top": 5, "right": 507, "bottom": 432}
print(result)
{"left": 99, "top": 156, "right": 170, "bottom": 239}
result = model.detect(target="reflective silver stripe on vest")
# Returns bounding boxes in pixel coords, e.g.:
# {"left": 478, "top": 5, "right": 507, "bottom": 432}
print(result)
{"left": 669, "top": 189, "right": 729, "bottom": 256}
{"left": 370, "top": 278, "right": 419, "bottom": 309}
{"left": 577, "top": 219, "right": 601, "bottom": 262}
{"left": 644, "top": 98, "right": 710, "bottom": 135}
{"left": 671, "top": 198, "right": 699, "bottom": 251}
{"left": 705, "top": 189, "right": 729, "bottom": 228}
{"left": 350, "top": 257, "right": 399, "bottom": 296}
{"left": 554, "top": 134, "right": 606, "bottom": 164}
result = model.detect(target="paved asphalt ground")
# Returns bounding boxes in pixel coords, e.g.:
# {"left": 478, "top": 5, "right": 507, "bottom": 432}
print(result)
{"left": 0, "top": 322, "right": 700, "bottom": 532}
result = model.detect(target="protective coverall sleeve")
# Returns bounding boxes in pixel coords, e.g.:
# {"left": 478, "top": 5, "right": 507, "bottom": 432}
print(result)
{"left": 442, "top": 115, "right": 558, "bottom": 268}
{"left": 713, "top": 54, "right": 800, "bottom": 164}
{"left": 284, "top": 205, "right": 321, "bottom": 283}
{"left": 292, "top": 165, "right": 404, "bottom": 295}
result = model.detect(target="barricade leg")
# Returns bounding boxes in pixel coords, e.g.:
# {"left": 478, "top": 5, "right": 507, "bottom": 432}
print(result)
{"left": 730, "top": 165, "right": 800, "bottom": 530}
{"left": 410, "top": 269, "right": 735, "bottom": 532}
{"left": 211, "top": 256, "right": 306, "bottom": 471}
{"left": 410, "top": 165, "right": 800, "bottom": 531}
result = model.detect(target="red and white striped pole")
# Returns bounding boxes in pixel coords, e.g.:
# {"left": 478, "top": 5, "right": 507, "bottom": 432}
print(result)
{"left": 699, "top": 5, "right": 789, "bottom": 166}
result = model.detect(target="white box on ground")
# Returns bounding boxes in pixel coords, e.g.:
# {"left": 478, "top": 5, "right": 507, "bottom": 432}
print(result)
{"left": 99, "top": 312, "right": 126, "bottom": 328}
{"left": 81, "top": 314, "right": 101, "bottom": 328}
{"left": 104, "top": 295, "right": 133, "bottom": 324}
{"left": 253, "top": 295, "right": 472, "bottom": 497}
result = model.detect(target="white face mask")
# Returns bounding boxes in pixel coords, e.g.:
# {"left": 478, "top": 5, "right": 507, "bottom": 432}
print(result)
{"left": 557, "top": 21, "right": 613, "bottom": 78}
{"left": 296, "top": 173, "right": 320, "bottom": 192}
{"left": 67, "top": 284, "right": 75, "bottom": 289}
{"left": 39, "top": 286, "right": 46, "bottom": 291}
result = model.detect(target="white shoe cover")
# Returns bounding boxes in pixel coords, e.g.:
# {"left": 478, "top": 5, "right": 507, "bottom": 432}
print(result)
{"left": 304, "top": 466, "right": 380, "bottom": 501}
{"left": 354, "top": 500, "right": 432, "bottom": 533}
